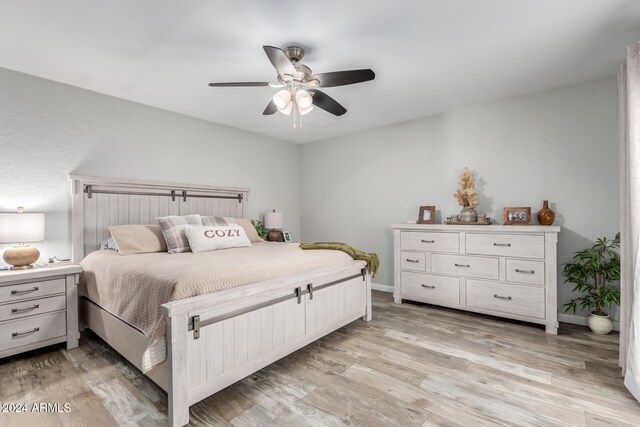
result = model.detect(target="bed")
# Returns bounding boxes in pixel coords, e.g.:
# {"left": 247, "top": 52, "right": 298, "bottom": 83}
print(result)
{"left": 70, "top": 175, "right": 372, "bottom": 427}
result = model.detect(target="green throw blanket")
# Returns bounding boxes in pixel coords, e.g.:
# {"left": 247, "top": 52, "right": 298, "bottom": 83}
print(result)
{"left": 299, "top": 242, "right": 379, "bottom": 278}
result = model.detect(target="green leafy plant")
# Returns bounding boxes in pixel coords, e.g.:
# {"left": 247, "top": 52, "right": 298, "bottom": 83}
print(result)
{"left": 250, "top": 219, "right": 267, "bottom": 238}
{"left": 563, "top": 233, "right": 620, "bottom": 316}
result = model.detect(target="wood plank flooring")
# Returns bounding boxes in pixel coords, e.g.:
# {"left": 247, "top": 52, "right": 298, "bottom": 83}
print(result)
{"left": 1, "top": 291, "right": 639, "bottom": 426}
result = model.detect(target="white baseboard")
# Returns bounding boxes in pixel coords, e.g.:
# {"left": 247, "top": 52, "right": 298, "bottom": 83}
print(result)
{"left": 371, "top": 283, "right": 394, "bottom": 293}
{"left": 558, "top": 313, "right": 620, "bottom": 331}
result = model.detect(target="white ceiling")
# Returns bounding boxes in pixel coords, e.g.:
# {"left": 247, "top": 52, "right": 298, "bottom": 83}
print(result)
{"left": 1, "top": 0, "right": 639, "bottom": 143}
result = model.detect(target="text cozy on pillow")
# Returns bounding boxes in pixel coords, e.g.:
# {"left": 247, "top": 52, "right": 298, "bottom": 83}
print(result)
{"left": 184, "top": 225, "right": 252, "bottom": 253}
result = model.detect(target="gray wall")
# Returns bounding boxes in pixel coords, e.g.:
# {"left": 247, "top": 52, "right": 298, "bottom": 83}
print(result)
{"left": 0, "top": 67, "right": 301, "bottom": 265}
{"left": 300, "top": 77, "right": 620, "bottom": 319}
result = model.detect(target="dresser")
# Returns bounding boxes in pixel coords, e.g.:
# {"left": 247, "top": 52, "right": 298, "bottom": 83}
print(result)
{"left": 392, "top": 224, "right": 560, "bottom": 334}
{"left": 0, "top": 265, "right": 83, "bottom": 358}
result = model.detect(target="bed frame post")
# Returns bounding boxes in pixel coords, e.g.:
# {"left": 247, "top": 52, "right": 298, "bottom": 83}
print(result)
{"left": 167, "top": 313, "right": 190, "bottom": 427}
{"left": 363, "top": 270, "right": 372, "bottom": 322}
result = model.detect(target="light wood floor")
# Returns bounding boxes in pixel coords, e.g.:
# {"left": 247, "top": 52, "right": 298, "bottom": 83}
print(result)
{"left": 1, "top": 291, "right": 639, "bottom": 426}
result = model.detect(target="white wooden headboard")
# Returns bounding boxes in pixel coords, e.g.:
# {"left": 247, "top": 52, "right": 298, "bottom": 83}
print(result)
{"left": 70, "top": 175, "right": 249, "bottom": 263}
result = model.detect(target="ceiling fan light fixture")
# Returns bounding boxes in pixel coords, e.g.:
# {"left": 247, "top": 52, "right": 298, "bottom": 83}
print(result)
{"left": 297, "top": 103, "right": 314, "bottom": 116}
{"left": 272, "top": 90, "right": 291, "bottom": 110}
{"left": 278, "top": 101, "right": 293, "bottom": 115}
{"left": 295, "top": 90, "right": 313, "bottom": 110}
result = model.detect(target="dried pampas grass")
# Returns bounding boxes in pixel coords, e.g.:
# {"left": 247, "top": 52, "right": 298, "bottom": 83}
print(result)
{"left": 454, "top": 167, "right": 478, "bottom": 208}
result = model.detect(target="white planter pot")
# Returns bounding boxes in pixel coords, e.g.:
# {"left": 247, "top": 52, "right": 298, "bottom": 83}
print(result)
{"left": 587, "top": 312, "right": 613, "bottom": 335}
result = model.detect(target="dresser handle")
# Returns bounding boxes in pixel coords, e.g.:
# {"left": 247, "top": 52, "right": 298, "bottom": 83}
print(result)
{"left": 12, "top": 327, "right": 40, "bottom": 337}
{"left": 494, "top": 294, "right": 512, "bottom": 301}
{"left": 454, "top": 263, "right": 470, "bottom": 268}
{"left": 421, "top": 239, "right": 435, "bottom": 243}
{"left": 515, "top": 269, "right": 535, "bottom": 274}
{"left": 11, "top": 304, "right": 39, "bottom": 314}
{"left": 10, "top": 287, "right": 39, "bottom": 295}
{"left": 421, "top": 284, "right": 436, "bottom": 289}
{"left": 493, "top": 243, "right": 511, "bottom": 247}
{"left": 406, "top": 259, "right": 420, "bottom": 263}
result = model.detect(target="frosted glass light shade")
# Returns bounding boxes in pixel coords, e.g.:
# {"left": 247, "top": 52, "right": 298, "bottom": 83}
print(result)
{"left": 0, "top": 212, "right": 45, "bottom": 243}
{"left": 278, "top": 101, "right": 293, "bottom": 115}
{"left": 298, "top": 103, "right": 314, "bottom": 115}
{"left": 264, "top": 210, "right": 283, "bottom": 230}
{"left": 273, "top": 90, "right": 292, "bottom": 109}
{"left": 295, "top": 90, "right": 313, "bottom": 109}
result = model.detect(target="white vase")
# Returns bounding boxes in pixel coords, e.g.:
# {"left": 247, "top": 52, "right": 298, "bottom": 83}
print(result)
{"left": 587, "top": 312, "right": 613, "bottom": 335}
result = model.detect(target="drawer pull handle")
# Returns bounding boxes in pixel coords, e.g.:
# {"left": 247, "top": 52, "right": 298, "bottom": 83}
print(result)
{"left": 421, "top": 284, "right": 436, "bottom": 289}
{"left": 454, "top": 263, "right": 470, "bottom": 268}
{"left": 421, "top": 239, "right": 435, "bottom": 243}
{"left": 406, "top": 259, "right": 420, "bottom": 263}
{"left": 494, "top": 294, "right": 512, "bottom": 301}
{"left": 10, "top": 286, "right": 39, "bottom": 295}
{"left": 12, "top": 327, "right": 40, "bottom": 338}
{"left": 515, "top": 269, "right": 535, "bottom": 274}
{"left": 11, "top": 304, "right": 40, "bottom": 314}
{"left": 493, "top": 243, "right": 511, "bottom": 247}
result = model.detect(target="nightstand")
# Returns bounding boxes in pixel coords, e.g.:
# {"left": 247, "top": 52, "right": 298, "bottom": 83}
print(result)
{"left": 0, "top": 265, "right": 82, "bottom": 358}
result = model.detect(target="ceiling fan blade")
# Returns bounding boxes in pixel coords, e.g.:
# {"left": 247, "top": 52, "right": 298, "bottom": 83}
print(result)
{"left": 309, "top": 90, "right": 347, "bottom": 116}
{"left": 313, "top": 69, "right": 375, "bottom": 87}
{"left": 263, "top": 46, "right": 298, "bottom": 77}
{"left": 263, "top": 99, "right": 278, "bottom": 115}
{"left": 209, "top": 82, "right": 271, "bottom": 87}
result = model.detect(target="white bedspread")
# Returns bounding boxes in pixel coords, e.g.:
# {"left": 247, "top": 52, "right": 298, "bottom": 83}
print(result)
{"left": 80, "top": 242, "right": 353, "bottom": 371}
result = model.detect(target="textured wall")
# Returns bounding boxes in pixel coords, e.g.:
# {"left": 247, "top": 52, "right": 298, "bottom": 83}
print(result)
{"left": 300, "top": 77, "right": 619, "bottom": 321}
{"left": 0, "top": 68, "right": 301, "bottom": 265}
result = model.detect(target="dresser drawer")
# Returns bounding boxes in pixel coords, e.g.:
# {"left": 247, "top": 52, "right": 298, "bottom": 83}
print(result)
{"left": 466, "top": 279, "right": 545, "bottom": 319}
{"left": 465, "top": 233, "right": 545, "bottom": 259}
{"left": 0, "top": 278, "right": 66, "bottom": 302}
{"left": 0, "top": 312, "right": 67, "bottom": 352}
{"left": 431, "top": 254, "right": 498, "bottom": 280}
{"left": 400, "top": 251, "right": 428, "bottom": 271}
{"left": 401, "top": 231, "right": 459, "bottom": 253}
{"left": 401, "top": 272, "right": 459, "bottom": 305}
{"left": 506, "top": 259, "right": 545, "bottom": 286}
{"left": 0, "top": 295, "right": 66, "bottom": 322}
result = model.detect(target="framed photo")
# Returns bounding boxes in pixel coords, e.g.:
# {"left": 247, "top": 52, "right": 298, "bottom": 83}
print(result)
{"left": 503, "top": 207, "right": 531, "bottom": 225}
{"left": 283, "top": 231, "right": 292, "bottom": 242}
{"left": 418, "top": 206, "right": 436, "bottom": 224}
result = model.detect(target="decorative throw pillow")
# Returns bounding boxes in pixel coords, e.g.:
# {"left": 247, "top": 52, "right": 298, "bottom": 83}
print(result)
{"left": 107, "top": 225, "right": 167, "bottom": 255}
{"left": 201, "top": 216, "right": 263, "bottom": 243}
{"left": 185, "top": 225, "right": 252, "bottom": 252}
{"left": 156, "top": 215, "right": 202, "bottom": 253}
{"left": 100, "top": 237, "right": 119, "bottom": 251}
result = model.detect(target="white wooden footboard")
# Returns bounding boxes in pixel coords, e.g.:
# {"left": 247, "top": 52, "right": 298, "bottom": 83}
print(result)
{"left": 162, "top": 262, "right": 372, "bottom": 427}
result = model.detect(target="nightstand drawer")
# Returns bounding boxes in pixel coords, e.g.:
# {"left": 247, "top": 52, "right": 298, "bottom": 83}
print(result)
{"left": 465, "top": 233, "right": 545, "bottom": 259}
{"left": 400, "top": 251, "right": 427, "bottom": 271}
{"left": 401, "top": 231, "right": 459, "bottom": 253}
{"left": 401, "top": 271, "right": 459, "bottom": 305}
{"left": 0, "top": 278, "right": 66, "bottom": 301}
{"left": 431, "top": 254, "right": 499, "bottom": 280}
{"left": 0, "top": 295, "right": 66, "bottom": 322}
{"left": 506, "top": 259, "right": 545, "bottom": 286}
{"left": 0, "top": 312, "right": 67, "bottom": 352}
{"left": 466, "top": 279, "right": 545, "bottom": 319}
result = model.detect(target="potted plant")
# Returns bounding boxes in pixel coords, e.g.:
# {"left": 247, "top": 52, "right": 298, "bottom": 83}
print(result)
{"left": 563, "top": 233, "right": 620, "bottom": 334}
{"left": 250, "top": 219, "right": 268, "bottom": 239}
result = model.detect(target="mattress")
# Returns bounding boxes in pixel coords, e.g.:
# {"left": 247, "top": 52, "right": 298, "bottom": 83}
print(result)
{"left": 79, "top": 242, "right": 353, "bottom": 371}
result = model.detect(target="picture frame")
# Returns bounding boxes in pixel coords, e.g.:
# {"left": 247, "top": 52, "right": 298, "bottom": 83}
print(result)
{"left": 283, "top": 231, "right": 292, "bottom": 242}
{"left": 503, "top": 207, "right": 531, "bottom": 225}
{"left": 418, "top": 206, "right": 436, "bottom": 224}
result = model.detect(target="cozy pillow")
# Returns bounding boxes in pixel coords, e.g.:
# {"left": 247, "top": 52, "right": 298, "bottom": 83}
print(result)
{"left": 100, "top": 237, "right": 119, "bottom": 251}
{"left": 156, "top": 215, "right": 202, "bottom": 253}
{"left": 184, "top": 225, "right": 252, "bottom": 253}
{"left": 107, "top": 225, "right": 167, "bottom": 255}
{"left": 201, "top": 216, "right": 263, "bottom": 243}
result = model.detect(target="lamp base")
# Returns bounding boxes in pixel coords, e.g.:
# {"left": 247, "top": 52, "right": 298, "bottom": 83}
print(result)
{"left": 266, "top": 230, "right": 284, "bottom": 242}
{"left": 3, "top": 245, "right": 40, "bottom": 270}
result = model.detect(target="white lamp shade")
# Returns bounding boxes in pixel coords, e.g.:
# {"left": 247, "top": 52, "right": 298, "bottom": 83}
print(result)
{"left": 295, "top": 90, "right": 313, "bottom": 109}
{"left": 264, "top": 211, "right": 283, "bottom": 229}
{"left": 273, "top": 90, "right": 292, "bottom": 109}
{"left": 297, "top": 103, "right": 314, "bottom": 115}
{"left": 278, "top": 101, "right": 293, "bottom": 115}
{"left": 0, "top": 212, "right": 45, "bottom": 243}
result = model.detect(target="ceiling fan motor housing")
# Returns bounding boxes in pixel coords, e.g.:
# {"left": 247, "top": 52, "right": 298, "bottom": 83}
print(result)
{"left": 284, "top": 46, "right": 305, "bottom": 63}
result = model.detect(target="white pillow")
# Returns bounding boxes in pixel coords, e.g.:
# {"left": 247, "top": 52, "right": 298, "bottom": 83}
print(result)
{"left": 184, "top": 225, "right": 252, "bottom": 253}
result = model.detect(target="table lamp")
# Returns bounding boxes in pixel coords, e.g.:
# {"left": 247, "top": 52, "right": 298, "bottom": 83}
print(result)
{"left": 0, "top": 207, "right": 45, "bottom": 270}
{"left": 264, "top": 209, "right": 284, "bottom": 242}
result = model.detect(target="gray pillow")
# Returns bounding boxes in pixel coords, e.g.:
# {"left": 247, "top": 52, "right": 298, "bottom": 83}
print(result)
{"left": 156, "top": 215, "right": 202, "bottom": 253}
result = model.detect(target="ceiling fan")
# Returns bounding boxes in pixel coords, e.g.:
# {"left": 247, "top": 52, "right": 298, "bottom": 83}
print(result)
{"left": 208, "top": 45, "right": 375, "bottom": 120}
